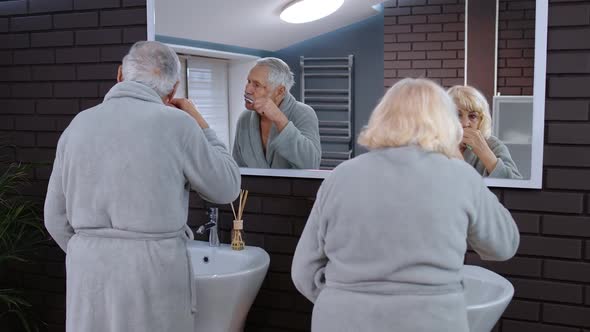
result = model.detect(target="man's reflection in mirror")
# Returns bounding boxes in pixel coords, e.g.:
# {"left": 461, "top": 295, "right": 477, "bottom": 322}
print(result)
{"left": 232, "top": 58, "right": 321, "bottom": 169}
{"left": 448, "top": 85, "right": 523, "bottom": 179}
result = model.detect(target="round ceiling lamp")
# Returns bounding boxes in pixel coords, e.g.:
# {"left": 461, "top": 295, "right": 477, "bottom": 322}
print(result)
{"left": 279, "top": 0, "right": 345, "bottom": 24}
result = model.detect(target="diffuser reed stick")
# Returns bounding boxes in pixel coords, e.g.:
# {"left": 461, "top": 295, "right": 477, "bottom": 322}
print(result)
{"left": 231, "top": 189, "right": 248, "bottom": 250}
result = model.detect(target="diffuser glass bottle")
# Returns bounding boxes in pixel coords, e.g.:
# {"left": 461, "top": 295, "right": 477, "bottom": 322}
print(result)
{"left": 231, "top": 219, "right": 244, "bottom": 250}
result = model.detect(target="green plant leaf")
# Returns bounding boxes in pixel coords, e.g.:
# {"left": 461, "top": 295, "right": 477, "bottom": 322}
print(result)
{"left": 0, "top": 159, "right": 46, "bottom": 332}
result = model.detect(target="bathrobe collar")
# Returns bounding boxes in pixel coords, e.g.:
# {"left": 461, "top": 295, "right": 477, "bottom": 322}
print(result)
{"left": 103, "top": 81, "right": 165, "bottom": 105}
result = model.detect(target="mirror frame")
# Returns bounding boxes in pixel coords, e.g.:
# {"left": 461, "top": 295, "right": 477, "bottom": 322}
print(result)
{"left": 146, "top": 0, "right": 548, "bottom": 188}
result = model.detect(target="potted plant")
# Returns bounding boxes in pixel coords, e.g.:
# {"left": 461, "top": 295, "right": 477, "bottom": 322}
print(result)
{"left": 0, "top": 158, "right": 47, "bottom": 332}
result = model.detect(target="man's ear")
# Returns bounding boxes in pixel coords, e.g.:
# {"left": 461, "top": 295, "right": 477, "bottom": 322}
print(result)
{"left": 274, "top": 85, "right": 286, "bottom": 101}
{"left": 279, "top": 85, "right": 286, "bottom": 97}
{"left": 117, "top": 65, "right": 124, "bottom": 83}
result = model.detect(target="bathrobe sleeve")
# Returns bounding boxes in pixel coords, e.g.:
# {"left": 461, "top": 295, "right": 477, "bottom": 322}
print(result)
{"left": 183, "top": 126, "right": 241, "bottom": 204}
{"left": 485, "top": 137, "right": 523, "bottom": 179}
{"left": 269, "top": 105, "right": 321, "bottom": 169}
{"left": 467, "top": 183, "right": 520, "bottom": 261}
{"left": 292, "top": 179, "right": 329, "bottom": 303}
{"left": 44, "top": 134, "right": 74, "bottom": 252}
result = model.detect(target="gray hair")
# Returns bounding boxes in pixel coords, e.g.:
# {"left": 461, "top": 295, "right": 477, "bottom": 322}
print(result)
{"left": 121, "top": 41, "right": 181, "bottom": 98}
{"left": 255, "top": 57, "right": 295, "bottom": 92}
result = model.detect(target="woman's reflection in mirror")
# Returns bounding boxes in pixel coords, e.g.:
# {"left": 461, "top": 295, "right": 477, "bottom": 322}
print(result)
{"left": 448, "top": 85, "right": 523, "bottom": 179}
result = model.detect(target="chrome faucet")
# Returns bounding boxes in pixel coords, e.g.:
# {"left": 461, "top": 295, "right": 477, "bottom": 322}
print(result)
{"left": 196, "top": 207, "right": 219, "bottom": 247}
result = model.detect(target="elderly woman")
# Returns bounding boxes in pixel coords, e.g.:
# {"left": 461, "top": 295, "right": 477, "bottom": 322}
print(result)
{"left": 292, "top": 78, "right": 519, "bottom": 332}
{"left": 448, "top": 85, "right": 522, "bottom": 179}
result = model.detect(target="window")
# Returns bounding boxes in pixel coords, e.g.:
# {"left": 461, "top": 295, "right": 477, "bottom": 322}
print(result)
{"left": 185, "top": 56, "right": 230, "bottom": 148}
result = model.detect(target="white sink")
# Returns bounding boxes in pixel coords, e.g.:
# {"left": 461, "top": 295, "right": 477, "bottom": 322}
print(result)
{"left": 187, "top": 240, "right": 270, "bottom": 332}
{"left": 463, "top": 265, "right": 514, "bottom": 332}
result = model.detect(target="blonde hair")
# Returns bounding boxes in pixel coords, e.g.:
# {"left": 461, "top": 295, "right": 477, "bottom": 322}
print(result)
{"left": 358, "top": 78, "right": 462, "bottom": 158}
{"left": 447, "top": 85, "right": 492, "bottom": 138}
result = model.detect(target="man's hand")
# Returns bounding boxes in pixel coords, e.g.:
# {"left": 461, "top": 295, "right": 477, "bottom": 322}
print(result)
{"left": 252, "top": 97, "right": 289, "bottom": 131}
{"left": 169, "top": 98, "right": 209, "bottom": 129}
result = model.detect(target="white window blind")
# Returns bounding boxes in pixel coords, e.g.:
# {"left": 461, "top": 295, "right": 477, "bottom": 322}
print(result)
{"left": 187, "top": 57, "right": 230, "bottom": 148}
{"left": 176, "top": 55, "right": 187, "bottom": 99}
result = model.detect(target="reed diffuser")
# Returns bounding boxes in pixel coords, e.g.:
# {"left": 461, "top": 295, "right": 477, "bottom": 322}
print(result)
{"left": 230, "top": 189, "right": 248, "bottom": 251}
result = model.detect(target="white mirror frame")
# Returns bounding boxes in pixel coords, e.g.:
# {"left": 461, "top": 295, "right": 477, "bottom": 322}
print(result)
{"left": 146, "top": 0, "right": 547, "bottom": 187}
{"left": 483, "top": 0, "right": 547, "bottom": 189}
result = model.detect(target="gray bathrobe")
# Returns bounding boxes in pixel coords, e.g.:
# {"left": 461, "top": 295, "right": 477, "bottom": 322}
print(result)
{"left": 232, "top": 93, "right": 321, "bottom": 169}
{"left": 44, "top": 81, "right": 241, "bottom": 332}
{"left": 463, "top": 135, "right": 523, "bottom": 179}
{"left": 292, "top": 146, "right": 519, "bottom": 332}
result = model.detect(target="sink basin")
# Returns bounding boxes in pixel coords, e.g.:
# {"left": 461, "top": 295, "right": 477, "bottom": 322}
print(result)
{"left": 187, "top": 240, "right": 270, "bottom": 332}
{"left": 463, "top": 265, "right": 514, "bottom": 332}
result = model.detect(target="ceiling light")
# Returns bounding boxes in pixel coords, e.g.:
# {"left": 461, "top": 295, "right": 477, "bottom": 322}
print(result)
{"left": 280, "top": 0, "right": 345, "bottom": 24}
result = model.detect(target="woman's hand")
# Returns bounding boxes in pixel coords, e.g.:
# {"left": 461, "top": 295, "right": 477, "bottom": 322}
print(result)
{"left": 462, "top": 128, "right": 498, "bottom": 173}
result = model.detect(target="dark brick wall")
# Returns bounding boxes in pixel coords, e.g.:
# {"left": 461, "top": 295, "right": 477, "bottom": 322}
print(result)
{"left": 497, "top": 0, "right": 536, "bottom": 96}
{"left": 383, "top": 0, "right": 537, "bottom": 97}
{"left": 383, "top": 0, "right": 466, "bottom": 89}
{"left": 1, "top": 0, "right": 590, "bottom": 332}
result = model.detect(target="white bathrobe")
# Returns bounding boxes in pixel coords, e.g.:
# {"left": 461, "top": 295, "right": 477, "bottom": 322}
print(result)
{"left": 292, "top": 146, "right": 520, "bottom": 332}
{"left": 44, "top": 81, "right": 241, "bottom": 332}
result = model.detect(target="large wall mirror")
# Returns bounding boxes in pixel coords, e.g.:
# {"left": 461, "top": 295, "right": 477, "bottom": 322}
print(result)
{"left": 147, "top": 0, "right": 547, "bottom": 189}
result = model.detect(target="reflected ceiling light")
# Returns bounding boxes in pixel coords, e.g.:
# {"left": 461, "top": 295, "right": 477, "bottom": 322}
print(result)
{"left": 280, "top": 0, "right": 345, "bottom": 24}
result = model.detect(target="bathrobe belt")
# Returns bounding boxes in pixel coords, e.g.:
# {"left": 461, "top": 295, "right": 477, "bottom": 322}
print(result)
{"left": 76, "top": 225, "right": 198, "bottom": 314}
{"left": 326, "top": 281, "right": 465, "bottom": 296}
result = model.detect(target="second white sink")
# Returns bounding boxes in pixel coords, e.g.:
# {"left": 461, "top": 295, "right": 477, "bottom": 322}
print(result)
{"left": 463, "top": 265, "right": 514, "bottom": 332}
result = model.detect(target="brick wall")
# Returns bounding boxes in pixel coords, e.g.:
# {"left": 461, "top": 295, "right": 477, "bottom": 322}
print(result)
{"left": 497, "top": 0, "right": 536, "bottom": 96}
{"left": 383, "top": 0, "right": 466, "bottom": 89}
{"left": 383, "top": 0, "right": 537, "bottom": 97}
{"left": 1, "top": 0, "right": 590, "bottom": 331}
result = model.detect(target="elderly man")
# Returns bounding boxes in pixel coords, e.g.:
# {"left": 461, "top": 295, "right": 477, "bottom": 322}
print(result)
{"left": 44, "top": 41, "right": 241, "bottom": 332}
{"left": 232, "top": 57, "right": 322, "bottom": 169}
